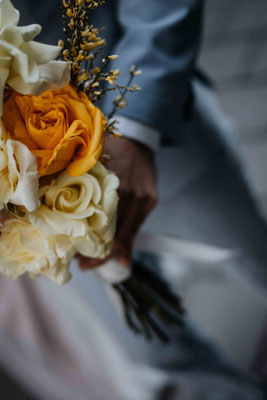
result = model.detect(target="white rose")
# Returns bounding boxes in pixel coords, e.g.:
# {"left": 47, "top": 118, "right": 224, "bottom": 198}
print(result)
{"left": 0, "top": 119, "right": 39, "bottom": 211}
{"left": 0, "top": 0, "right": 70, "bottom": 114}
{"left": 72, "top": 163, "right": 120, "bottom": 258}
{"left": 0, "top": 218, "right": 74, "bottom": 284}
{"left": 29, "top": 162, "right": 119, "bottom": 259}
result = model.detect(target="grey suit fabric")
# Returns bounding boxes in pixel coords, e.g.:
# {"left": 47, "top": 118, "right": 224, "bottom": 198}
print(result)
{"left": 14, "top": 0, "right": 203, "bottom": 145}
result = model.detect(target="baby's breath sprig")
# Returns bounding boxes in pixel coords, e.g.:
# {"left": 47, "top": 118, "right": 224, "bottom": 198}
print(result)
{"left": 60, "top": 0, "right": 141, "bottom": 136}
{"left": 107, "top": 65, "right": 141, "bottom": 121}
{"left": 104, "top": 65, "right": 141, "bottom": 136}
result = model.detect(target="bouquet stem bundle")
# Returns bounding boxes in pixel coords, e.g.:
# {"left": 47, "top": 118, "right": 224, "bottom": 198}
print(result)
{"left": 114, "top": 260, "right": 185, "bottom": 342}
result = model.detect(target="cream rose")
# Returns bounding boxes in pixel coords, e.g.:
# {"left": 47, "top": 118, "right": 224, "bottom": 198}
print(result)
{"left": 0, "top": 0, "right": 70, "bottom": 114}
{"left": 73, "top": 162, "right": 120, "bottom": 258}
{"left": 0, "top": 219, "right": 74, "bottom": 284}
{"left": 28, "top": 162, "right": 119, "bottom": 259}
{"left": 0, "top": 119, "right": 39, "bottom": 211}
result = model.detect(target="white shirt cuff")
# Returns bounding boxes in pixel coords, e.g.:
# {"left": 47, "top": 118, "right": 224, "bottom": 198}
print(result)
{"left": 113, "top": 116, "right": 160, "bottom": 152}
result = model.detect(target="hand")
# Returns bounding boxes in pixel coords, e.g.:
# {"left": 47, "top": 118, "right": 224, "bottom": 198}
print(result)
{"left": 0, "top": 210, "right": 9, "bottom": 230}
{"left": 76, "top": 135, "right": 158, "bottom": 269}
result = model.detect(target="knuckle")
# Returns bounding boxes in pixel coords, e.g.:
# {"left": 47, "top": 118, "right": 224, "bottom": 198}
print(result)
{"left": 119, "top": 182, "right": 133, "bottom": 196}
{"left": 147, "top": 187, "right": 158, "bottom": 204}
{"left": 150, "top": 194, "right": 158, "bottom": 207}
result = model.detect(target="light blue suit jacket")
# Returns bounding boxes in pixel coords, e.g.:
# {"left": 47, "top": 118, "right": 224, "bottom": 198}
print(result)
{"left": 14, "top": 0, "right": 203, "bottom": 145}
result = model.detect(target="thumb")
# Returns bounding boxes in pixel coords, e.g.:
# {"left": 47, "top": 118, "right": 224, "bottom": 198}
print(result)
{"left": 113, "top": 240, "right": 132, "bottom": 267}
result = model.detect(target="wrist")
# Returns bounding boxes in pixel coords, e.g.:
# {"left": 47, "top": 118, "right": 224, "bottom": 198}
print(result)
{"left": 111, "top": 116, "right": 160, "bottom": 152}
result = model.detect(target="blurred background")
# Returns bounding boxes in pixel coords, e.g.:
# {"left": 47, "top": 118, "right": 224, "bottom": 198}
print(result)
{"left": 182, "top": 0, "right": 267, "bottom": 378}
{"left": 200, "top": 0, "right": 267, "bottom": 216}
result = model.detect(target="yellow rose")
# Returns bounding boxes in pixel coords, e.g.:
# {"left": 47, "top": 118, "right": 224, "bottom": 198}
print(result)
{"left": 2, "top": 85, "right": 106, "bottom": 177}
{"left": 0, "top": 219, "right": 74, "bottom": 284}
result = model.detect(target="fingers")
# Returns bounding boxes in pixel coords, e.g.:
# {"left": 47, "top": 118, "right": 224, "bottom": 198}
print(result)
{"left": 76, "top": 191, "right": 156, "bottom": 271}
{"left": 114, "top": 189, "right": 157, "bottom": 265}
{"left": 75, "top": 253, "right": 113, "bottom": 270}
{"left": 0, "top": 212, "right": 10, "bottom": 230}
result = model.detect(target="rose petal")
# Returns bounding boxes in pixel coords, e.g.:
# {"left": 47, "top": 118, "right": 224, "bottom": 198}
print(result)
{"left": 0, "top": 218, "right": 73, "bottom": 284}
{"left": 8, "top": 60, "right": 71, "bottom": 96}
{"left": 0, "top": 0, "right": 19, "bottom": 29}
{"left": 28, "top": 205, "right": 89, "bottom": 238}
{"left": 7, "top": 139, "right": 39, "bottom": 212}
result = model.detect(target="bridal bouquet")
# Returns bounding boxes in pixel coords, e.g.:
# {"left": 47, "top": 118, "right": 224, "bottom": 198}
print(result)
{"left": 0, "top": 0, "right": 184, "bottom": 341}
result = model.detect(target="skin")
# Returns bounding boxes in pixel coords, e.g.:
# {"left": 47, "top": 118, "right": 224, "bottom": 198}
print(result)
{"left": 76, "top": 135, "right": 158, "bottom": 270}
{"left": 0, "top": 213, "right": 9, "bottom": 226}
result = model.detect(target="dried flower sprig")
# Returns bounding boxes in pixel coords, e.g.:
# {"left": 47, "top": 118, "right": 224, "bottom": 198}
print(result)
{"left": 113, "top": 259, "right": 185, "bottom": 343}
{"left": 107, "top": 65, "right": 141, "bottom": 123}
{"left": 60, "top": 0, "right": 140, "bottom": 135}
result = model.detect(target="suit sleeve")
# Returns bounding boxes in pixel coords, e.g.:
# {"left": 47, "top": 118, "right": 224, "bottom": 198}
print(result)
{"left": 102, "top": 0, "right": 203, "bottom": 143}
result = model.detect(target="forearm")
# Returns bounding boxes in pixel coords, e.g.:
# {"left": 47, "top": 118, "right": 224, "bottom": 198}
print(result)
{"left": 102, "top": 0, "right": 203, "bottom": 143}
